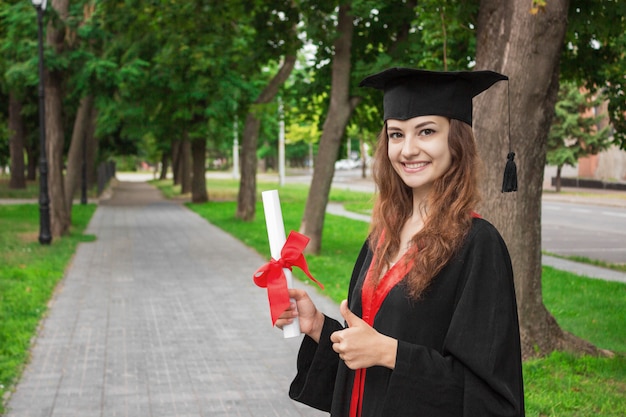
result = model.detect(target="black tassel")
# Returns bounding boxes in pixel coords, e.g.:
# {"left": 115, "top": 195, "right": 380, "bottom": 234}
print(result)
{"left": 501, "top": 152, "right": 518, "bottom": 193}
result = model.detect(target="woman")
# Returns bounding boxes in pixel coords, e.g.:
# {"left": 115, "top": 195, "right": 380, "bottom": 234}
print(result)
{"left": 277, "top": 68, "right": 525, "bottom": 417}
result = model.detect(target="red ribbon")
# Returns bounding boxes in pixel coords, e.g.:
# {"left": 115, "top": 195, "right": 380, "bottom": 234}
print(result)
{"left": 253, "top": 231, "right": 324, "bottom": 325}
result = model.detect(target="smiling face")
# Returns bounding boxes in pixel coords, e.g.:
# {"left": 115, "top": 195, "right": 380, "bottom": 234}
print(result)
{"left": 386, "top": 115, "right": 452, "bottom": 198}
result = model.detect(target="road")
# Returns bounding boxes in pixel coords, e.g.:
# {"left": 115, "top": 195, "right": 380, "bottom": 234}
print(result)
{"left": 330, "top": 170, "right": 626, "bottom": 265}
{"left": 542, "top": 201, "right": 626, "bottom": 265}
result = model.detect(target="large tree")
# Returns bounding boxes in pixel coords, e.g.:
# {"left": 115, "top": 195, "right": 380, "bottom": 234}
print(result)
{"left": 473, "top": 0, "right": 607, "bottom": 358}
{"left": 236, "top": 0, "right": 301, "bottom": 220}
{"left": 237, "top": 57, "right": 296, "bottom": 220}
{"left": 299, "top": 3, "right": 359, "bottom": 253}
{"left": 63, "top": 3, "right": 103, "bottom": 213}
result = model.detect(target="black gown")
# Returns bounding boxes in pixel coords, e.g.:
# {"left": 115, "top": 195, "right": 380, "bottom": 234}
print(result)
{"left": 289, "top": 217, "right": 525, "bottom": 416}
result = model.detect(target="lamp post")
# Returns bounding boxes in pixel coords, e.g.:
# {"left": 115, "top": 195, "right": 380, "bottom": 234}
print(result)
{"left": 32, "top": 0, "right": 51, "bottom": 244}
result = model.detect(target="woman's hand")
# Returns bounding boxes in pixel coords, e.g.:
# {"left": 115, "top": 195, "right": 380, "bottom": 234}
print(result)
{"left": 330, "top": 300, "right": 397, "bottom": 370}
{"left": 275, "top": 288, "right": 325, "bottom": 343}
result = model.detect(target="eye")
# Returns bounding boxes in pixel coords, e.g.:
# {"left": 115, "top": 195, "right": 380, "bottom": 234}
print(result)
{"left": 419, "top": 128, "right": 435, "bottom": 136}
{"left": 388, "top": 131, "right": 403, "bottom": 140}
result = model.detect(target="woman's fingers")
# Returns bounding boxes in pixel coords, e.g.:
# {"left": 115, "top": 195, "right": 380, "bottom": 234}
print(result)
{"left": 275, "top": 302, "right": 298, "bottom": 329}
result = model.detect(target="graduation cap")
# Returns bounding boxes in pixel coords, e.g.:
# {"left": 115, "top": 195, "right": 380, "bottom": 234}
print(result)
{"left": 359, "top": 67, "right": 517, "bottom": 192}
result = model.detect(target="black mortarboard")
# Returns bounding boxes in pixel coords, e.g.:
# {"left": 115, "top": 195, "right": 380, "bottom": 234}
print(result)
{"left": 359, "top": 67, "right": 517, "bottom": 192}
{"left": 358, "top": 67, "right": 508, "bottom": 126}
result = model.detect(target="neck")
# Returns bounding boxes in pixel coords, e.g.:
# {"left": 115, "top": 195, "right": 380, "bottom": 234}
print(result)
{"left": 411, "top": 192, "right": 429, "bottom": 224}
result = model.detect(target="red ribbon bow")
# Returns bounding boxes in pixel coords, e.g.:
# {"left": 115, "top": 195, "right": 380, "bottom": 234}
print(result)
{"left": 253, "top": 231, "right": 324, "bottom": 325}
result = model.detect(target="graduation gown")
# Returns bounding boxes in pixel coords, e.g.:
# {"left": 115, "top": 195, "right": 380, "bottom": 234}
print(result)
{"left": 289, "top": 218, "right": 525, "bottom": 416}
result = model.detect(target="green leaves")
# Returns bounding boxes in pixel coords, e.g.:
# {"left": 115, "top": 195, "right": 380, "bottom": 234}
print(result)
{"left": 547, "top": 81, "right": 612, "bottom": 169}
{"left": 2, "top": 0, "right": 623, "bottom": 167}
{"left": 562, "top": 0, "right": 626, "bottom": 148}
{"left": 0, "top": 1, "right": 40, "bottom": 92}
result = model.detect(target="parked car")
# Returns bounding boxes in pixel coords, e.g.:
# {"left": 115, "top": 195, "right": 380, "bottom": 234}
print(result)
{"left": 335, "top": 158, "right": 362, "bottom": 170}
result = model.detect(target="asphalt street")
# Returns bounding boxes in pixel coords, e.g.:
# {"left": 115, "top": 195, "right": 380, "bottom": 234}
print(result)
{"left": 328, "top": 169, "right": 626, "bottom": 265}
{"left": 541, "top": 201, "right": 626, "bottom": 264}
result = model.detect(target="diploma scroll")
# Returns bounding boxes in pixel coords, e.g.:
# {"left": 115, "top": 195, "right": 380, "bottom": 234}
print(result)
{"left": 261, "top": 190, "right": 301, "bottom": 338}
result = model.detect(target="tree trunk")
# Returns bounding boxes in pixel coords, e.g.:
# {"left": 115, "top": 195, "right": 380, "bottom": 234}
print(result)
{"left": 300, "top": 3, "right": 360, "bottom": 254}
{"left": 86, "top": 105, "right": 98, "bottom": 188}
{"left": 45, "top": 69, "right": 70, "bottom": 237}
{"left": 26, "top": 143, "right": 37, "bottom": 181}
{"left": 474, "top": 0, "right": 602, "bottom": 359}
{"left": 64, "top": 95, "right": 94, "bottom": 214}
{"left": 180, "top": 135, "right": 192, "bottom": 195}
{"left": 238, "top": 113, "right": 262, "bottom": 219}
{"left": 555, "top": 165, "right": 562, "bottom": 192}
{"left": 236, "top": 57, "right": 297, "bottom": 221}
{"left": 172, "top": 139, "right": 181, "bottom": 185}
{"left": 45, "top": 0, "right": 70, "bottom": 238}
{"left": 191, "top": 139, "right": 208, "bottom": 203}
{"left": 24, "top": 132, "right": 39, "bottom": 181}
{"left": 159, "top": 152, "right": 169, "bottom": 180}
{"left": 8, "top": 92, "right": 26, "bottom": 189}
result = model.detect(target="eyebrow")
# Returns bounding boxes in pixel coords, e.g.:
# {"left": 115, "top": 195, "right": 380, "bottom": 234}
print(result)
{"left": 387, "top": 120, "right": 438, "bottom": 131}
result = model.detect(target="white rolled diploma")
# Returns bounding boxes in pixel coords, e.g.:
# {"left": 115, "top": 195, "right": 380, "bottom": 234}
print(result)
{"left": 261, "top": 190, "right": 301, "bottom": 338}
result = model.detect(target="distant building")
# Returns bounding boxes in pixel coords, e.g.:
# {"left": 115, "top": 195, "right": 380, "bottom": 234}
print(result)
{"left": 545, "top": 94, "right": 626, "bottom": 189}
{"left": 578, "top": 98, "right": 626, "bottom": 182}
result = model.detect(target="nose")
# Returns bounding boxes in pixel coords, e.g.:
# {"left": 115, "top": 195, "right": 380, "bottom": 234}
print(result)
{"left": 401, "top": 134, "right": 420, "bottom": 158}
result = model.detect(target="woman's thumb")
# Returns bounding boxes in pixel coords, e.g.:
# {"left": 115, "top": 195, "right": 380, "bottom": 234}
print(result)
{"left": 340, "top": 300, "right": 360, "bottom": 327}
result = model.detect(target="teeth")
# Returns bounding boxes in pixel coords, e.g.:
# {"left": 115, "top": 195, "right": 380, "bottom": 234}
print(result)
{"left": 404, "top": 162, "right": 428, "bottom": 169}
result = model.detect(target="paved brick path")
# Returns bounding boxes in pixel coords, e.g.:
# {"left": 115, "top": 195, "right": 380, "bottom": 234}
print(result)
{"left": 5, "top": 181, "right": 338, "bottom": 417}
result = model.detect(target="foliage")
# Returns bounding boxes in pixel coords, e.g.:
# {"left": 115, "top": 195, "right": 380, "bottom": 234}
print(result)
{"left": 3, "top": 0, "right": 622, "bottom": 180}
{"left": 347, "top": 0, "right": 479, "bottom": 141}
{"left": 411, "top": 0, "right": 479, "bottom": 71}
{"left": 561, "top": 0, "right": 626, "bottom": 148}
{"left": 0, "top": 203, "right": 96, "bottom": 415}
{"left": 0, "top": 1, "right": 40, "bottom": 97}
{"left": 547, "top": 81, "right": 612, "bottom": 170}
{"left": 1, "top": 0, "right": 104, "bottom": 157}
{"left": 0, "top": 1, "right": 44, "bottom": 169}
{"left": 89, "top": 0, "right": 305, "bottom": 176}
{"left": 283, "top": 91, "right": 323, "bottom": 146}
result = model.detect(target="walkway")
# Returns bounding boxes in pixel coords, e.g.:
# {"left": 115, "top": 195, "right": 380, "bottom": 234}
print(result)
{"left": 5, "top": 181, "right": 337, "bottom": 417}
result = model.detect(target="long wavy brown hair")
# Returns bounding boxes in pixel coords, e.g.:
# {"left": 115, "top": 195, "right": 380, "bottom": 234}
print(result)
{"left": 369, "top": 118, "right": 481, "bottom": 299}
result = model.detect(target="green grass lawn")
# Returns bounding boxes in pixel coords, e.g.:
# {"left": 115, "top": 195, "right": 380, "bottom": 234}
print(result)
{"left": 0, "top": 203, "right": 96, "bottom": 415}
{"left": 0, "top": 176, "right": 100, "bottom": 201}
{"left": 0, "top": 178, "right": 39, "bottom": 199}
{"left": 161, "top": 178, "right": 625, "bottom": 417}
